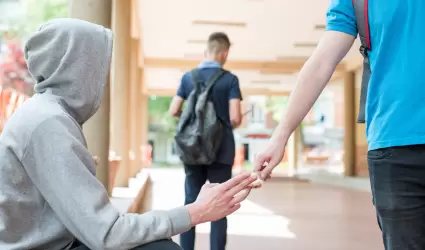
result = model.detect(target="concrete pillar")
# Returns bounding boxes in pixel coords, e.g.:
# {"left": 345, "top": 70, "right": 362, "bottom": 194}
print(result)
{"left": 287, "top": 126, "right": 301, "bottom": 177}
{"left": 110, "top": 0, "right": 131, "bottom": 187}
{"left": 343, "top": 72, "right": 356, "bottom": 176}
{"left": 129, "top": 39, "right": 142, "bottom": 177}
{"left": 69, "top": 0, "right": 112, "bottom": 191}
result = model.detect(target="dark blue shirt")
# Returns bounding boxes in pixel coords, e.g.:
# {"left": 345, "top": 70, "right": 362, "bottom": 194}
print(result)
{"left": 176, "top": 61, "right": 242, "bottom": 166}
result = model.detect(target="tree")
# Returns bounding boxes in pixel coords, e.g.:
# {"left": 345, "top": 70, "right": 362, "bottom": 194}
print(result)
{"left": 5, "top": 0, "right": 68, "bottom": 38}
{"left": 264, "top": 96, "right": 290, "bottom": 122}
{"left": 1, "top": 0, "right": 68, "bottom": 95}
{"left": 148, "top": 96, "right": 178, "bottom": 134}
{"left": 264, "top": 95, "right": 306, "bottom": 146}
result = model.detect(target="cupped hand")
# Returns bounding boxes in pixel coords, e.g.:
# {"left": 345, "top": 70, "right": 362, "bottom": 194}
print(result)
{"left": 186, "top": 172, "right": 257, "bottom": 226}
{"left": 253, "top": 136, "right": 286, "bottom": 180}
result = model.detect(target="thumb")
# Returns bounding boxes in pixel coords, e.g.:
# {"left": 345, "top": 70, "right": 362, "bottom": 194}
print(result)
{"left": 253, "top": 153, "right": 268, "bottom": 172}
{"left": 260, "top": 157, "right": 280, "bottom": 180}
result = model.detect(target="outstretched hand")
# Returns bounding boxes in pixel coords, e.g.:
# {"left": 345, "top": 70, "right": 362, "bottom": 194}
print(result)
{"left": 253, "top": 136, "right": 286, "bottom": 181}
{"left": 186, "top": 172, "right": 257, "bottom": 226}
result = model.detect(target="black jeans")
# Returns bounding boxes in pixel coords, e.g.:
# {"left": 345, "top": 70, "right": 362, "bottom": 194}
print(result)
{"left": 180, "top": 162, "right": 232, "bottom": 250}
{"left": 368, "top": 145, "right": 425, "bottom": 250}
{"left": 70, "top": 239, "right": 182, "bottom": 250}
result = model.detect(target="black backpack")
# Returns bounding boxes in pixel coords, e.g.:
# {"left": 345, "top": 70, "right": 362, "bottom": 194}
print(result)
{"left": 353, "top": 0, "right": 371, "bottom": 123}
{"left": 174, "top": 68, "right": 226, "bottom": 165}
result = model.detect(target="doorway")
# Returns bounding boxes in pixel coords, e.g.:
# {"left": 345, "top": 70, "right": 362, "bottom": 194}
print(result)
{"left": 148, "top": 140, "right": 155, "bottom": 161}
{"left": 243, "top": 143, "right": 250, "bottom": 161}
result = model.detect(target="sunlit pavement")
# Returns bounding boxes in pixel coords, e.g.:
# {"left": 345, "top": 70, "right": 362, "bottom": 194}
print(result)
{"left": 112, "top": 168, "right": 383, "bottom": 250}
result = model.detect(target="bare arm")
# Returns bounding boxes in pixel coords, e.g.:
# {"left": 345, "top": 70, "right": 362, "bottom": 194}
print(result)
{"left": 274, "top": 31, "right": 355, "bottom": 141}
{"left": 170, "top": 74, "right": 189, "bottom": 117}
{"left": 169, "top": 96, "right": 184, "bottom": 117}
{"left": 229, "top": 99, "right": 242, "bottom": 128}
{"left": 228, "top": 75, "right": 243, "bottom": 128}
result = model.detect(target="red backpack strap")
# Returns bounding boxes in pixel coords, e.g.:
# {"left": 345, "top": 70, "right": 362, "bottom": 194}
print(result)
{"left": 352, "top": 0, "right": 371, "bottom": 124}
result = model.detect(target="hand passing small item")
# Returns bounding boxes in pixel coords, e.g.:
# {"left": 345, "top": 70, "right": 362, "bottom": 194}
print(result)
{"left": 249, "top": 172, "right": 264, "bottom": 188}
{"left": 248, "top": 171, "right": 271, "bottom": 189}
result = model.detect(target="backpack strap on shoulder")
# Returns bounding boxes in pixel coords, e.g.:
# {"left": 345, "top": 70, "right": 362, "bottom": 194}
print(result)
{"left": 190, "top": 69, "right": 202, "bottom": 91}
{"left": 353, "top": 0, "right": 371, "bottom": 51}
{"left": 353, "top": 0, "right": 371, "bottom": 124}
{"left": 204, "top": 68, "right": 226, "bottom": 93}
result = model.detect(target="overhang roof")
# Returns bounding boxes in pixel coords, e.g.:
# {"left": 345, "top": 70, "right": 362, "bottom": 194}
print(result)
{"left": 136, "top": 0, "right": 362, "bottom": 95}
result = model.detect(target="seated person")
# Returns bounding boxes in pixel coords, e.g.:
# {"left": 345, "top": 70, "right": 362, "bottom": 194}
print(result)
{"left": 0, "top": 18, "right": 257, "bottom": 250}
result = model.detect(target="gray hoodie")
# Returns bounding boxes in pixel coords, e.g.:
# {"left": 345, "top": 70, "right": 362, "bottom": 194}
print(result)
{"left": 0, "top": 18, "right": 191, "bottom": 250}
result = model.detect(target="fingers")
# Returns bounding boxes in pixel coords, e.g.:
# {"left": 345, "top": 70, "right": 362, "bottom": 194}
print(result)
{"left": 227, "top": 203, "right": 241, "bottom": 215}
{"left": 249, "top": 179, "right": 264, "bottom": 188}
{"left": 260, "top": 160, "right": 279, "bottom": 180}
{"left": 226, "top": 174, "right": 257, "bottom": 197}
{"left": 248, "top": 172, "right": 271, "bottom": 188}
{"left": 253, "top": 153, "right": 268, "bottom": 172}
{"left": 230, "top": 188, "right": 251, "bottom": 206}
{"left": 220, "top": 172, "right": 251, "bottom": 191}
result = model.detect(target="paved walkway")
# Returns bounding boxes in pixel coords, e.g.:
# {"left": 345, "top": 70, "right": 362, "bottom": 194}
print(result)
{"left": 113, "top": 168, "right": 383, "bottom": 250}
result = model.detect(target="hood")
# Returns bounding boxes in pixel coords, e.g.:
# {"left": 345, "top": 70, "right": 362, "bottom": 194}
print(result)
{"left": 24, "top": 18, "right": 113, "bottom": 124}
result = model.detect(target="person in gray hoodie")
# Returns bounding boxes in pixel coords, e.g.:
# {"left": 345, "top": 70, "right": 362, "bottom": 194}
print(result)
{"left": 0, "top": 18, "right": 257, "bottom": 250}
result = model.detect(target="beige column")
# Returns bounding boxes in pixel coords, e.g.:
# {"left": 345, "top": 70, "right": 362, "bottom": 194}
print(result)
{"left": 129, "top": 40, "right": 142, "bottom": 177}
{"left": 287, "top": 126, "right": 301, "bottom": 177}
{"left": 354, "top": 69, "right": 369, "bottom": 177}
{"left": 69, "top": 0, "right": 112, "bottom": 191}
{"left": 110, "top": 0, "right": 132, "bottom": 187}
{"left": 343, "top": 72, "right": 356, "bottom": 176}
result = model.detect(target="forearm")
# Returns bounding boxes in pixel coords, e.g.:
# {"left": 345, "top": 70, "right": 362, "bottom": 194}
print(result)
{"left": 231, "top": 120, "right": 241, "bottom": 129}
{"left": 170, "top": 110, "right": 181, "bottom": 118}
{"left": 104, "top": 207, "right": 191, "bottom": 250}
{"left": 275, "top": 57, "right": 336, "bottom": 141}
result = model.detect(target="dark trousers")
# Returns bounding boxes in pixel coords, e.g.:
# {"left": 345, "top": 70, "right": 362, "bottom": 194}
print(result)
{"left": 71, "top": 239, "right": 182, "bottom": 250}
{"left": 368, "top": 144, "right": 425, "bottom": 250}
{"left": 180, "top": 162, "right": 232, "bottom": 250}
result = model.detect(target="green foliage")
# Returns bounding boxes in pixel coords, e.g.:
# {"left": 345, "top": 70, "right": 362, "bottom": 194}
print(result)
{"left": 148, "top": 96, "right": 178, "bottom": 134}
{"left": 26, "top": 0, "right": 68, "bottom": 27}
{"left": 263, "top": 95, "right": 306, "bottom": 145}
{"left": 264, "top": 96, "right": 290, "bottom": 122}
{"left": 6, "top": 0, "right": 68, "bottom": 37}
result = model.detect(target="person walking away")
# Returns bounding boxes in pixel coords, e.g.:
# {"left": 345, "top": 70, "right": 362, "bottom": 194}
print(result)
{"left": 169, "top": 32, "right": 243, "bottom": 250}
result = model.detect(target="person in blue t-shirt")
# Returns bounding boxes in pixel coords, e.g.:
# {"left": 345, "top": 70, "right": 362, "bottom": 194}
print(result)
{"left": 168, "top": 32, "right": 243, "bottom": 250}
{"left": 253, "top": 1, "right": 425, "bottom": 249}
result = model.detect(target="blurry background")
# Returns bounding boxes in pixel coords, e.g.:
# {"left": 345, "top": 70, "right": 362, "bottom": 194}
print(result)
{"left": 0, "top": 1, "right": 380, "bottom": 249}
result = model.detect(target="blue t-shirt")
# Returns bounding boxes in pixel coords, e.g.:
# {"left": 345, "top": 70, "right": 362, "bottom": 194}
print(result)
{"left": 327, "top": 0, "right": 425, "bottom": 150}
{"left": 177, "top": 61, "right": 242, "bottom": 166}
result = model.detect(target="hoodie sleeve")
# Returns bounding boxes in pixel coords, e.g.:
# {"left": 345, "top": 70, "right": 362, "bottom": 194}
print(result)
{"left": 21, "top": 117, "right": 192, "bottom": 250}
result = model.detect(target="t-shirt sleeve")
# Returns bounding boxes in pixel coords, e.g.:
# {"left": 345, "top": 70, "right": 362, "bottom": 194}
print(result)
{"left": 228, "top": 75, "right": 243, "bottom": 101}
{"left": 176, "top": 73, "right": 189, "bottom": 100}
{"left": 326, "top": 0, "right": 358, "bottom": 38}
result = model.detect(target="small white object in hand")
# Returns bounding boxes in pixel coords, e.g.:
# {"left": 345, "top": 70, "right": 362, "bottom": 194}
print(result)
{"left": 249, "top": 172, "right": 264, "bottom": 188}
